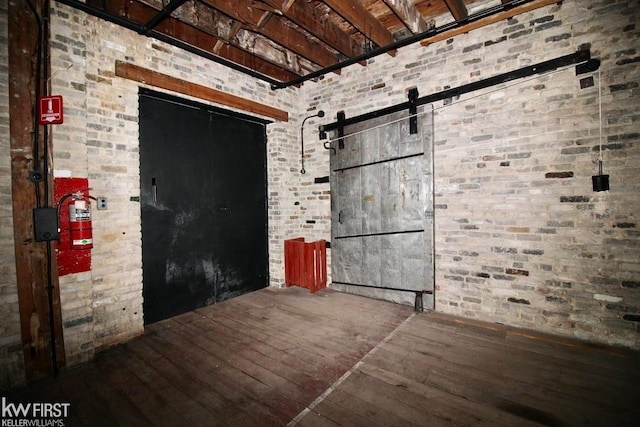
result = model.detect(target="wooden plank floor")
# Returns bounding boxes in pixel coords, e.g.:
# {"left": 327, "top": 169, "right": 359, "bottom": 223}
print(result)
{"left": 293, "top": 311, "right": 640, "bottom": 427}
{"left": 5, "top": 287, "right": 640, "bottom": 427}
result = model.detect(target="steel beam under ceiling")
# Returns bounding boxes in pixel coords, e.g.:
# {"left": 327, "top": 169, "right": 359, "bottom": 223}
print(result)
{"left": 56, "top": 0, "right": 558, "bottom": 90}
{"left": 55, "top": 0, "right": 283, "bottom": 86}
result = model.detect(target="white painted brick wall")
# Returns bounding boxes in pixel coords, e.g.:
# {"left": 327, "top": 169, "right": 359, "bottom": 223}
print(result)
{"left": 302, "top": 0, "right": 640, "bottom": 349}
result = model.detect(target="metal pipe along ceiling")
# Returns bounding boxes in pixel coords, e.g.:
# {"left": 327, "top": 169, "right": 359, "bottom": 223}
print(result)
{"left": 54, "top": 0, "right": 282, "bottom": 86}
{"left": 56, "top": 0, "right": 547, "bottom": 90}
{"left": 271, "top": 0, "right": 546, "bottom": 89}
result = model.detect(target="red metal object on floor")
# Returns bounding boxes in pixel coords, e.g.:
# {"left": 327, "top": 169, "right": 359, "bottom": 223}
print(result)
{"left": 284, "top": 238, "right": 327, "bottom": 293}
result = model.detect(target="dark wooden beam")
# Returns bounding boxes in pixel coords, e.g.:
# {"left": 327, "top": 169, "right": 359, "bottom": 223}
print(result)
{"left": 443, "top": 0, "right": 469, "bottom": 21}
{"left": 259, "top": 14, "right": 339, "bottom": 68}
{"left": 78, "top": 0, "right": 301, "bottom": 82}
{"left": 146, "top": 0, "right": 294, "bottom": 78}
{"left": 421, "top": 0, "right": 561, "bottom": 47}
{"left": 323, "top": 0, "right": 397, "bottom": 56}
{"left": 115, "top": 61, "right": 289, "bottom": 121}
{"left": 152, "top": 17, "right": 302, "bottom": 82}
{"left": 382, "top": 0, "right": 430, "bottom": 33}
{"left": 200, "top": 0, "right": 340, "bottom": 68}
{"left": 141, "top": 0, "right": 189, "bottom": 32}
{"left": 8, "top": 0, "right": 65, "bottom": 381}
{"left": 261, "top": 0, "right": 365, "bottom": 60}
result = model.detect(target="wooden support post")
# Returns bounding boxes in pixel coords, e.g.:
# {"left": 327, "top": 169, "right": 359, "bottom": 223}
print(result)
{"left": 8, "top": 0, "right": 65, "bottom": 380}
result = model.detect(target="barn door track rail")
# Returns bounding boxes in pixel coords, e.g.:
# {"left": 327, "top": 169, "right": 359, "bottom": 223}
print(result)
{"left": 319, "top": 49, "right": 596, "bottom": 138}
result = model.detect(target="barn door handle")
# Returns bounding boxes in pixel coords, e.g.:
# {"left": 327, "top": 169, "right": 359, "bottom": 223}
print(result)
{"left": 151, "top": 177, "right": 157, "bottom": 203}
{"left": 338, "top": 210, "right": 343, "bottom": 224}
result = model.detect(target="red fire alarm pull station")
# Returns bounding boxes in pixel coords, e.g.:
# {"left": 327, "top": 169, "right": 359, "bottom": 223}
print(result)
{"left": 39, "top": 95, "right": 64, "bottom": 125}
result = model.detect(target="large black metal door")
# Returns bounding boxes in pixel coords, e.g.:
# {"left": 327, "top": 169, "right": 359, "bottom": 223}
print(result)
{"left": 139, "top": 89, "right": 269, "bottom": 324}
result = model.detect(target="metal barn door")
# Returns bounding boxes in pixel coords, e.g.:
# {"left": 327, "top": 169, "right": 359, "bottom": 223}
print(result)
{"left": 139, "top": 89, "right": 269, "bottom": 324}
{"left": 330, "top": 107, "right": 434, "bottom": 309}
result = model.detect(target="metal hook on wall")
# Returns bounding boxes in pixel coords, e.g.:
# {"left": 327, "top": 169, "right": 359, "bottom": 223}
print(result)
{"left": 323, "top": 139, "right": 336, "bottom": 155}
{"left": 300, "top": 110, "right": 325, "bottom": 174}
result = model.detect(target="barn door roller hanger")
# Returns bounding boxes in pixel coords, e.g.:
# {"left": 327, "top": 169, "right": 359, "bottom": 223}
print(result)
{"left": 319, "top": 49, "right": 596, "bottom": 139}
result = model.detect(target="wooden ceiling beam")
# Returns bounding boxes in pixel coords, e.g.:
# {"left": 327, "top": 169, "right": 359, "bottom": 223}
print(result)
{"left": 214, "top": 43, "right": 301, "bottom": 84}
{"left": 322, "top": 0, "right": 397, "bottom": 56}
{"left": 260, "top": 0, "right": 365, "bottom": 60}
{"left": 382, "top": 0, "right": 430, "bottom": 34}
{"left": 200, "top": 0, "right": 340, "bottom": 69}
{"left": 421, "top": 0, "right": 561, "bottom": 47}
{"left": 102, "top": 0, "right": 301, "bottom": 82}
{"left": 154, "top": 17, "right": 303, "bottom": 81}
{"left": 281, "top": 0, "right": 296, "bottom": 13}
{"left": 146, "top": 2, "right": 304, "bottom": 79}
{"left": 259, "top": 16, "right": 340, "bottom": 69}
{"left": 443, "top": 0, "right": 469, "bottom": 21}
{"left": 233, "top": 28, "right": 325, "bottom": 77}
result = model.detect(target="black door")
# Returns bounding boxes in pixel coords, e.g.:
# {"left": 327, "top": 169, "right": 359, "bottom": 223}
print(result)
{"left": 139, "top": 89, "right": 269, "bottom": 324}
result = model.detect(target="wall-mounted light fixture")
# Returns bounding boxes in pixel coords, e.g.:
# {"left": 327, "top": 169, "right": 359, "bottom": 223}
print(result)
{"left": 300, "top": 110, "right": 325, "bottom": 174}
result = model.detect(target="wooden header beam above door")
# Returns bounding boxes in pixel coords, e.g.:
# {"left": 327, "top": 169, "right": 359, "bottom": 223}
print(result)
{"left": 114, "top": 61, "right": 289, "bottom": 122}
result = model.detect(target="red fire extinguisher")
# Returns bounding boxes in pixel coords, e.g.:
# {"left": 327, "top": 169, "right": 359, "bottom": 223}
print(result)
{"left": 54, "top": 178, "right": 96, "bottom": 276}
{"left": 68, "top": 197, "right": 93, "bottom": 250}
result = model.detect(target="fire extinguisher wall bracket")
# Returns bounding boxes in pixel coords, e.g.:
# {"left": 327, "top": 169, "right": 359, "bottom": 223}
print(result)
{"left": 54, "top": 177, "right": 93, "bottom": 276}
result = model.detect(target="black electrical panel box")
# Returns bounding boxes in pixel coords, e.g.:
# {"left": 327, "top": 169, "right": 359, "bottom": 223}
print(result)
{"left": 33, "top": 208, "right": 59, "bottom": 242}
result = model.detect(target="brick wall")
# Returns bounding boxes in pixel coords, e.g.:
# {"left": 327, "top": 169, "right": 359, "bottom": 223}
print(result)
{"left": 1, "top": 0, "right": 638, "bottom": 389}
{"left": 45, "top": 2, "right": 304, "bottom": 365}
{"left": 302, "top": 0, "right": 640, "bottom": 349}
{"left": 0, "top": 0, "right": 26, "bottom": 390}
{"left": 0, "top": 1, "right": 305, "bottom": 384}
{"left": 276, "top": 104, "right": 333, "bottom": 285}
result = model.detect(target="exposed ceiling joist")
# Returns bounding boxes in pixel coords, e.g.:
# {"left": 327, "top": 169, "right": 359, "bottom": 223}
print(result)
{"left": 91, "top": 0, "right": 301, "bottom": 82}
{"left": 420, "top": 0, "right": 562, "bottom": 47}
{"left": 322, "top": 0, "right": 397, "bottom": 56}
{"left": 383, "top": 0, "right": 430, "bottom": 34}
{"left": 199, "top": 0, "right": 339, "bottom": 69}
{"left": 444, "top": 0, "right": 469, "bottom": 21}
{"left": 142, "top": 0, "right": 189, "bottom": 33}
{"left": 64, "top": 1, "right": 559, "bottom": 88}
{"left": 260, "top": 0, "right": 366, "bottom": 61}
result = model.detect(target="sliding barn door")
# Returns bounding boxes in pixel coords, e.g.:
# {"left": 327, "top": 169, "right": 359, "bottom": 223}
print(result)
{"left": 139, "top": 89, "right": 269, "bottom": 324}
{"left": 330, "top": 107, "right": 434, "bottom": 309}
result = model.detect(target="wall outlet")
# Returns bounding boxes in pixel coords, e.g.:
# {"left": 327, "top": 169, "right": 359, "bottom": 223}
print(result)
{"left": 580, "top": 76, "right": 594, "bottom": 89}
{"left": 96, "top": 197, "right": 108, "bottom": 210}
